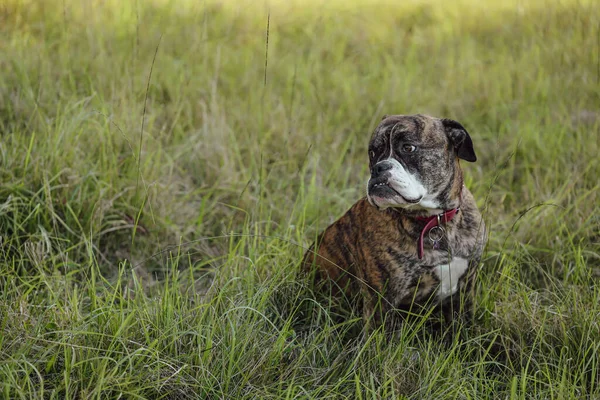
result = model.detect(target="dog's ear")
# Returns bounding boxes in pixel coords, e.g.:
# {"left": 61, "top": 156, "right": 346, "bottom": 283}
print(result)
{"left": 441, "top": 119, "right": 477, "bottom": 162}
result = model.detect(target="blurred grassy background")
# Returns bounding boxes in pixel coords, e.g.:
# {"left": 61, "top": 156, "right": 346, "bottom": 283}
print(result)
{"left": 0, "top": 0, "right": 599, "bottom": 398}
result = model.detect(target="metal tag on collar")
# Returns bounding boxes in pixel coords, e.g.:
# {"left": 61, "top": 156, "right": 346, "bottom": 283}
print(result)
{"left": 428, "top": 213, "right": 445, "bottom": 250}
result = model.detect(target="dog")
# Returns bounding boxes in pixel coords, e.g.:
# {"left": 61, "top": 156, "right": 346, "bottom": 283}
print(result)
{"left": 302, "top": 114, "right": 486, "bottom": 327}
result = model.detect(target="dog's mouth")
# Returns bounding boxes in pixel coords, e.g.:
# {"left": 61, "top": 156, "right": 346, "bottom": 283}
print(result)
{"left": 368, "top": 180, "right": 422, "bottom": 205}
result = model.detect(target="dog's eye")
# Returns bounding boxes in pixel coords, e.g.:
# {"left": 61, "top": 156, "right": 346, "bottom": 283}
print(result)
{"left": 402, "top": 144, "right": 417, "bottom": 153}
{"left": 369, "top": 150, "right": 375, "bottom": 159}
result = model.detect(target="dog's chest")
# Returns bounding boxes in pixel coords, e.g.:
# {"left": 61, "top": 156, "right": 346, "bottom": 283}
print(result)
{"left": 432, "top": 256, "right": 469, "bottom": 299}
{"left": 386, "top": 252, "right": 470, "bottom": 305}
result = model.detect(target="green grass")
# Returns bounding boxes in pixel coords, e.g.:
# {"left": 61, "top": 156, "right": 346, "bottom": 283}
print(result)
{"left": 1, "top": 0, "right": 599, "bottom": 398}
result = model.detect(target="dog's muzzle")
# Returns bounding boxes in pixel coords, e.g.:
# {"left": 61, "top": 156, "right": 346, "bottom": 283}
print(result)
{"left": 367, "top": 160, "right": 424, "bottom": 207}
{"left": 368, "top": 161, "right": 398, "bottom": 197}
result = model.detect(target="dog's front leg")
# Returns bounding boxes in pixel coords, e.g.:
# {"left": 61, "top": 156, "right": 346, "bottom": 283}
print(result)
{"left": 360, "top": 284, "right": 388, "bottom": 331}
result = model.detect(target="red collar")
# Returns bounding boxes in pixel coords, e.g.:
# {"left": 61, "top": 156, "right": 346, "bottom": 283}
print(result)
{"left": 415, "top": 208, "right": 460, "bottom": 259}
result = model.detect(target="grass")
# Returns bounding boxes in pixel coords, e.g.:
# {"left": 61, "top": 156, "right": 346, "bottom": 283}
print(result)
{"left": 0, "top": 0, "right": 599, "bottom": 398}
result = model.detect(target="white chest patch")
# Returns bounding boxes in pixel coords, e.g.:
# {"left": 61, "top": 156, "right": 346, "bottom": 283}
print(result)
{"left": 434, "top": 257, "right": 469, "bottom": 300}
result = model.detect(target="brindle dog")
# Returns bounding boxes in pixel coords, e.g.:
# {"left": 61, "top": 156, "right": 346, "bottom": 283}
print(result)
{"left": 302, "top": 114, "right": 486, "bottom": 328}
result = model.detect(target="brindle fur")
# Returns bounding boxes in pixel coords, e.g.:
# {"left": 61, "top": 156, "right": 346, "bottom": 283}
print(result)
{"left": 302, "top": 114, "right": 486, "bottom": 327}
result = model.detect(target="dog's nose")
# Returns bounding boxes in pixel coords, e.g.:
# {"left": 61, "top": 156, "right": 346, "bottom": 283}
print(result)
{"left": 371, "top": 161, "right": 393, "bottom": 178}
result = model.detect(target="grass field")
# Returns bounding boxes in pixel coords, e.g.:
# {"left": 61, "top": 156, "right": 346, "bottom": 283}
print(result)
{"left": 1, "top": 0, "right": 599, "bottom": 398}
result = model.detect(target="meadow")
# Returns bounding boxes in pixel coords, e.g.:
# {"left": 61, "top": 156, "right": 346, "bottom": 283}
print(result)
{"left": 0, "top": 0, "right": 599, "bottom": 398}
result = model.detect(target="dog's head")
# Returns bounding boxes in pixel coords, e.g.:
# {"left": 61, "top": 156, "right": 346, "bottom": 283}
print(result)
{"left": 366, "top": 114, "right": 476, "bottom": 212}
